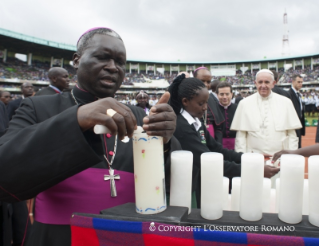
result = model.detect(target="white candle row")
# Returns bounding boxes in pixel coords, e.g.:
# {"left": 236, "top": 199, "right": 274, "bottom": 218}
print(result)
{"left": 169, "top": 151, "right": 319, "bottom": 227}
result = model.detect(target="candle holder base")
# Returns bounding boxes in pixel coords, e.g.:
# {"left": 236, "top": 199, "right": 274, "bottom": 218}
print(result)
{"left": 100, "top": 203, "right": 189, "bottom": 225}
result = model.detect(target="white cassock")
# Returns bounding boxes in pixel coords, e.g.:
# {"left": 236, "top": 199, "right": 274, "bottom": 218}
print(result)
{"left": 230, "top": 92, "right": 302, "bottom": 187}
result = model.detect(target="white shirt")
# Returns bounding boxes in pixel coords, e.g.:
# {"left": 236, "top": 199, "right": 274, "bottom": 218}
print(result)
{"left": 181, "top": 110, "right": 202, "bottom": 131}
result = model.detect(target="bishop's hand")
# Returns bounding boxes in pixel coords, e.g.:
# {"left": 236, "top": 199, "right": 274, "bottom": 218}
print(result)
{"left": 264, "top": 165, "right": 280, "bottom": 178}
{"left": 142, "top": 92, "right": 176, "bottom": 144}
{"left": 77, "top": 98, "right": 137, "bottom": 140}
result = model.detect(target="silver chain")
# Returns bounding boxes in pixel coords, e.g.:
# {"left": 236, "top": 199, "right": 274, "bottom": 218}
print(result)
{"left": 71, "top": 89, "right": 118, "bottom": 167}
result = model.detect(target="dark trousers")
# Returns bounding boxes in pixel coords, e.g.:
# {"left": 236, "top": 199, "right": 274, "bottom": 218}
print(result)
{"left": 296, "top": 129, "right": 302, "bottom": 149}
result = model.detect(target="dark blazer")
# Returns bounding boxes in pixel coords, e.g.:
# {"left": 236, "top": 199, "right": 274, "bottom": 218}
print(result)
{"left": 6, "top": 97, "right": 22, "bottom": 121}
{"left": 206, "top": 94, "right": 225, "bottom": 144}
{"left": 235, "top": 96, "right": 243, "bottom": 104}
{"left": 272, "top": 85, "right": 290, "bottom": 98}
{"left": 288, "top": 88, "right": 305, "bottom": 141}
{"left": 0, "top": 101, "right": 8, "bottom": 137}
{"left": 35, "top": 86, "right": 59, "bottom": 96}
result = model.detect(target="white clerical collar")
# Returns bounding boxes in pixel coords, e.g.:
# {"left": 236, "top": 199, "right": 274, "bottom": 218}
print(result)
{"left": 219, "top": 101, "right": 232, "bottom": 109}
{"left": 49, "top": 85, "right": 62, "bottom": 94}
{"left": 212, "top": 92, "right": 218, "bottom": 99}
{"left": 209, "top": 90, "right": 212, "bottom": 94}
{"left": 181, "top": 109, "right": 202, "bottom": 131}
{"left": 257, "top": 91, "right": 273, "bottom": 101}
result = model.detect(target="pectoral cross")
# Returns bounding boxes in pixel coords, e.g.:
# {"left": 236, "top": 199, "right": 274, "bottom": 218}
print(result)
{"left": 104, "top": 168, "right": 120, "bottom": 197}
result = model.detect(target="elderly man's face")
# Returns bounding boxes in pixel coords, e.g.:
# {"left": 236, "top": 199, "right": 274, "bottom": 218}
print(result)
{"left": 254, "top": 72, "right": 275, "bottom": 97}
{"left": 74, "top": 34, "right": 126, "bottom": 98}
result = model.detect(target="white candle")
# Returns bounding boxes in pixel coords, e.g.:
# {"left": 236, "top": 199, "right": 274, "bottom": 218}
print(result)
{"left": 262, "top": 178, "right": 271, "bottom": 213}
{"left": 170, "top": 151, "right": 193, "bottom": 214}
{"left": 230, "top": 177, "right": 241, "bottom": 211}
{"left": 201, "top": 153, "right": 223, "bottom": 220}
{"left": 308, "top": 156, "right": 319, "bottom": 227}
{"left": 275, "top": 179, "right": 280, "bottom": 213}
{"left": 302, "top": 179, "right": 309, "bottom": 215}
{"left": 269, "top": 189, "right": 276, "bottom": 213}
{"left": 278, "top": 154, "right": 305, "bottom": 224}
{"left": 223, "top": 177, "right": 229, "bottom": 210}
{"left": 133, "top": 127, "right": 166, "bottom": 214}
{"left": 240, "top": 153, "right": 264, "bottom": 221}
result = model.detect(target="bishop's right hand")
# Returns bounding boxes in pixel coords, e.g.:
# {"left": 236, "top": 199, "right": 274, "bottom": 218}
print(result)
{"left": 77, "top": 98, "right": 137, "bottom": 140}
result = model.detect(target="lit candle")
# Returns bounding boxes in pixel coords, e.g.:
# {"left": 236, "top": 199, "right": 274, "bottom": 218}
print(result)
{"left": 262, "top": 178, "right": 271, "bottom": 213}
{"left": 201, "top": 153, "right": 223, "bottom": 220}
{"left": 302, "top": 179, "right": 309, "bottom": 215}
{"left": 308, "top": 156, "right": 319, "bottom": 227}
{"left": 170, "top": 151, "right": 193, "bottom": 214}
{"left": 240, "top": 153, "right": 264, "bottom": 221}
{"left": 133, "top": 127, "right": 166, "bottom": 214}
{"left": 278, "top": 154, "right": 305, "bottom": 224}
{"left": 230, "top": 177, "right": 241, "bottom": 211}
{"left": 223, "top": 177, "right": 229, "bottom": 210}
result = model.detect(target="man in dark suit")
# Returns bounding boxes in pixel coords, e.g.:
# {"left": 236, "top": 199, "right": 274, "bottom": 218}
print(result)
{"left": 35, "top": 67, "right": 70, "bottom": 96}
{"left": 288, "top": 74, "right": 305, "bottom": 148}
{"left": 234, "top": 92, "right": 243, "bottom": 104}
{"left": 7, "top": 82, "right": 34, "bottom": 120}
{"left": 271, "top": 71, "right": 290, "bottom": 98}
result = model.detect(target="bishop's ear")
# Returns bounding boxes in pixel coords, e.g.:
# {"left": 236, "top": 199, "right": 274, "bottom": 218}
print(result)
{"left": 72, "top": 53, "right": 80, "bottom": 70}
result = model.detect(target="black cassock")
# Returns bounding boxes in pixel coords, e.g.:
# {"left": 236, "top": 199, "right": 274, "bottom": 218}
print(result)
{"left": 173, "top": 114, "right": 242, "bottom": 207}
{"left": 0, "top": 86, "right": 180, "bottom": 246}
{"left": 204, "top": 94, "right": 225, "bottom": 144}
{"left": 218, "top": 103, "right": 238, "bottom": 150}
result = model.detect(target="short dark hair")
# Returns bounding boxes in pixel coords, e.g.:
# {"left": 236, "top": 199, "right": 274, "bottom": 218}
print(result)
{"left": 210, "top": 79, "right": 220, "bottom": 92}
{"left": 272, "top": 71, "right": 278, "bottom": 81}
{"left": 216, "top": 82, "right": 232, "bottom": 94}
{"left": 77, "top": 28, "right": 122, "bottom": 55}
{"left": 292, "top": 74, "right": 302, "bottom": 81}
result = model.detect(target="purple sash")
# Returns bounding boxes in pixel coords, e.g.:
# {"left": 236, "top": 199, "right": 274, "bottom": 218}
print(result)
{"left": 222, "top": 138, "right": 235, "bottom": 150}
{"left": 35, "top": 168, "right": 135, "bottom": 225}
{"left": 206, "top": 124, "right": 215, "bottom": 139}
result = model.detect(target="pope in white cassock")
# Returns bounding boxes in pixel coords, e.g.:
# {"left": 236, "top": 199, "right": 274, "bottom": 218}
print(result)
{"left": 230, "top": 69, "right": 302, "bottom": 185}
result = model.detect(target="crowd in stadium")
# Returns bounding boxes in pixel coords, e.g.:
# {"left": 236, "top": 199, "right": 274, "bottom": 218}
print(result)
{"left": 1, "top": 58, "right": 319, "bottom": 87}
